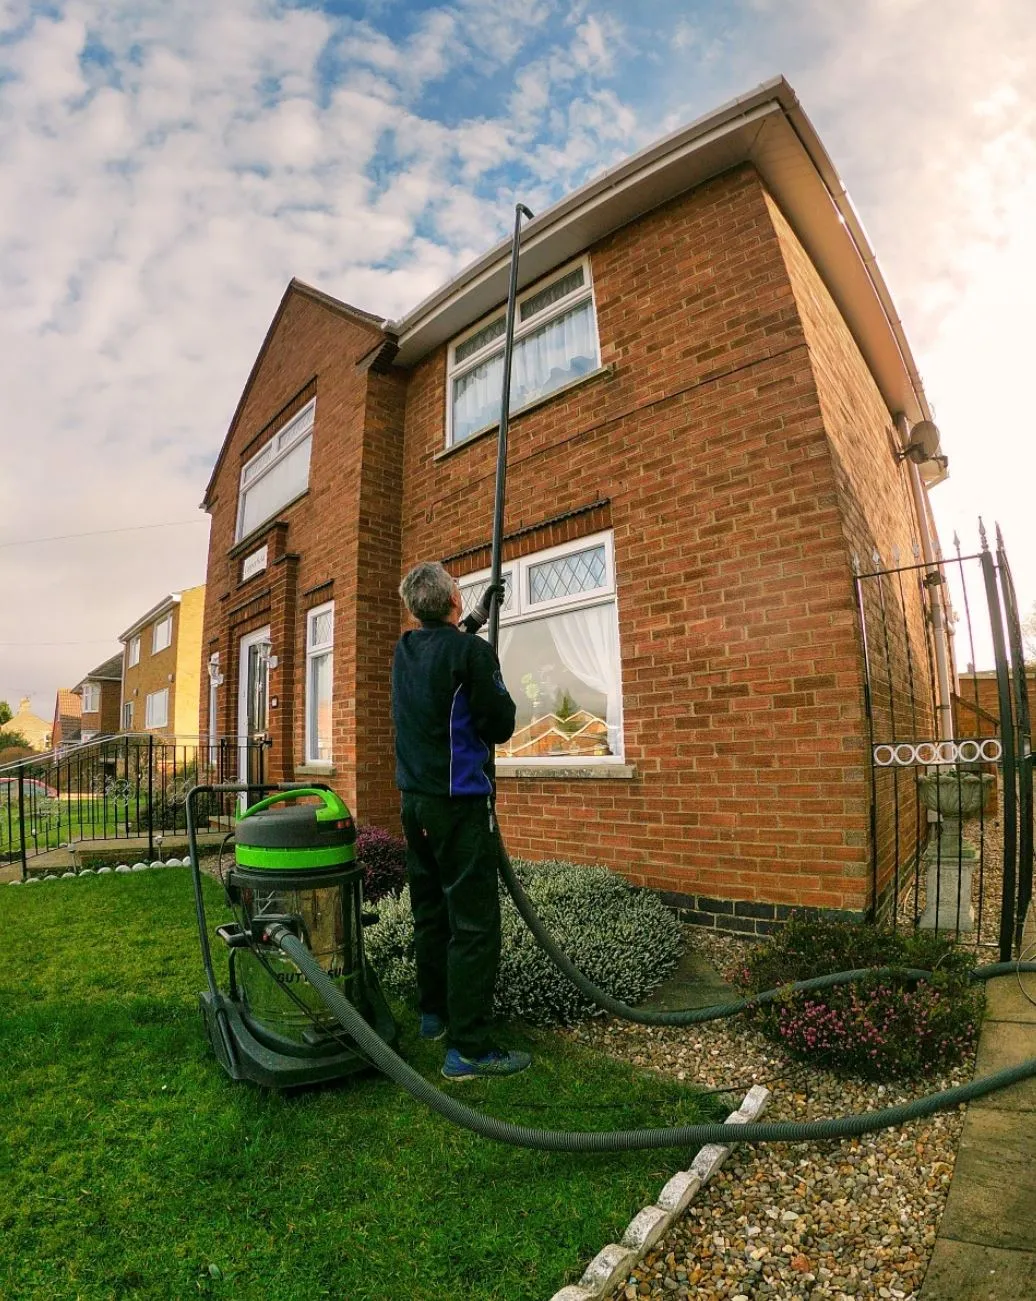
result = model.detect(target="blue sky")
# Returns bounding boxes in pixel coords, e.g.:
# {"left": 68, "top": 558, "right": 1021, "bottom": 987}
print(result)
{"left": 1, "top": 0, "right": 1034, "bottom": 718}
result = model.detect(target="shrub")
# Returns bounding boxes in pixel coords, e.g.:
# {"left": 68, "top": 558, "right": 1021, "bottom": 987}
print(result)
{"left": 355, "top": 826, "right": 408, "bottom": 903}
{"left": 365, "top": 858, "right": 683, "bottom": 1026}
{"left": 731, "top": 914, "right": 983, "bottom": 1079}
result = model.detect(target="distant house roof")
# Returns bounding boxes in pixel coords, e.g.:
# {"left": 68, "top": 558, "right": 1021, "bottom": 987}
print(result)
{"left": 52, "top": 689, "right": 83, "bottom": 745}
{"left": 8, "top": 698, "right": 51, "bottom": 751}
{"left": 74, "top": 653, "right": 123, "bottom": 691}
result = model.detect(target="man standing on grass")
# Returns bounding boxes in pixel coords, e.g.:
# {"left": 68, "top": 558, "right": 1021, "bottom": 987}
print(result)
{"left": 392, "top": 560, "right": 531, "bottom": 1080}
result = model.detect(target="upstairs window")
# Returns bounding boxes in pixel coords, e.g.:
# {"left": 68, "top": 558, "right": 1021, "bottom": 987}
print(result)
{"left": 447, "top": 259, "right": 600, "bottom": 447}
{"left": 128, "top": 636, "right": 141, "bottom": 667}
{"left": 153, "top": 613, "right": 173, "bottom": 654}
{"left": 236, "top": 400, "right": 315, "bottom": 541}
{"left": 458, "top": 531, "right": 623, "bottom": 763}
{"left": 81, "top": 684, "right": 100, "bottom": 712}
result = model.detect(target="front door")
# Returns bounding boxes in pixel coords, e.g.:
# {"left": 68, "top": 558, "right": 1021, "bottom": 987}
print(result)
{"left": 238, "top": 626, "right": 271, "bottom": 803}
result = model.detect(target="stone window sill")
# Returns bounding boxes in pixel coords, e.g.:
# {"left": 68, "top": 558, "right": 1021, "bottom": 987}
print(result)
{"left": 496, "top": 762, "right": 636, "bottom": 780}
{"left": 294, "top": 764, "right": 337, "bottom": 779}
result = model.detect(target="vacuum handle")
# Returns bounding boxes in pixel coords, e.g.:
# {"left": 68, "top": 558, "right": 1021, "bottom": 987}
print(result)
{"left": 237, "top": 787, "right": 350, "bottom": 823}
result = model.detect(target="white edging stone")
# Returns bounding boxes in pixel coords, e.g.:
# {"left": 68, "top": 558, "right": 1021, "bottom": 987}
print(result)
{"left": 550, "top": 1084, "right": 771, "bottom": 1301}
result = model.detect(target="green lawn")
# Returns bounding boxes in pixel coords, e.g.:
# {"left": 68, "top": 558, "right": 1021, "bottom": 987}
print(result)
{"left": 1, "top": 796, "right": 132, "bottom": 859}
{"left": 1, "top": 871, "right": 720, "bottom": 1301}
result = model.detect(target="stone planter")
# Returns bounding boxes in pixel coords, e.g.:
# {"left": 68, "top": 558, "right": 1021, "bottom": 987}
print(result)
{"left": 916, "top": 771, "right": 994, "bottom": 932}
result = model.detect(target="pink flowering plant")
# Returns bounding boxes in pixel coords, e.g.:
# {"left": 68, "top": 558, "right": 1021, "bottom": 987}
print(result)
{"left": 731, "top": 915, "right": 983, "bottom": 1079}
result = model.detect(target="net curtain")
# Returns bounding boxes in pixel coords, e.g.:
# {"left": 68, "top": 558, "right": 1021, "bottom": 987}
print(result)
{"left": 452, "top": 302, "right": 596, "bottom": 442}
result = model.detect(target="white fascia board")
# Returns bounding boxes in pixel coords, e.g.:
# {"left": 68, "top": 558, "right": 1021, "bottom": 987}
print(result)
{"left": 390, "top": 76, "right": 941, "bottom": 478}
{"left": 117, "top": 593, "right": 182, "bottom": 644}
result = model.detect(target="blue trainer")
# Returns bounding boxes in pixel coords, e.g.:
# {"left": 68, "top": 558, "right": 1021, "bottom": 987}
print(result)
{"left": 441, "top": 1047, "right": 532, "bottom": 1080}
{"left": 419, "top": 1013, "right": 447, "bottom": 1041}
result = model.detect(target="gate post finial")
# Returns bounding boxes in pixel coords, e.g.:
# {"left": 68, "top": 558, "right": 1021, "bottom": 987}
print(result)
{"left": 978, "top": 518, "right": 988, "bottom": 550}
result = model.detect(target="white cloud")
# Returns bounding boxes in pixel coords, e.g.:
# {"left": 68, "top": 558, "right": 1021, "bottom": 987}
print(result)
{"left": 0, "top": 0, "right": 634, "bottom": 712}
{"left": 4, "top": 0, "right": 1032, "bottom": 713}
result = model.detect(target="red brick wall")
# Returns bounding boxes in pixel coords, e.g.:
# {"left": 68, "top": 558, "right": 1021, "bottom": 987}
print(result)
{"left": 80, "top": 681, "right": 121, "bottom": 736}
{"left": 201, "top": 164, "right": 940, "bottom": 920}
{"left": 398, "top": 166, "right": 883, "bottom": 913}
{"left": 957, "top": 671, "right": 1036, "bottom": 737}
{"left": 765, "top": 194, "right": 936, "bottom": 909}
{"left": 201, "top": 290, "right": 390, "bottom": 813}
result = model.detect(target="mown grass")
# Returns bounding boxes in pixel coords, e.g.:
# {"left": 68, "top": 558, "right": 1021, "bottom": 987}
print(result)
{"left": 1, "top": 871, "right": 721, "bottom": 1300}
{"left": 1, "top": 796, "right": 129, "bottom": 858}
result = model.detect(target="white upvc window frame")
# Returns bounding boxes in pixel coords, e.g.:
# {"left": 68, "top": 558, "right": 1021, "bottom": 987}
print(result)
{"left": 152, "top": 613, "right": 173, "bottom": 654}
{"left": 458, "top": 530, "right": 623, "bottom": 764}
{"left": 122, "top": 700, "right": 133, "bottom": 730}
{"left": 235, "top": 398, "right": 316, "bottom": 542}
{"left": 445, "top": 256, "right": 601, "bottom": 448}
{"left": 81, "top": 683, "right": 100, "bottom": 713}
{"left": 128, "top": 636, "right": 141, "bottom": 667}
{"left": 145, "top": 688, "right": 169, "bottom": 730}
{"left": 304, "top": 600, "right": 334, "bottom": 766}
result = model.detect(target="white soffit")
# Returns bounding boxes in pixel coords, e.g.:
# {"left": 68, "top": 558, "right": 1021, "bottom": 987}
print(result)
{"left": 391, "top": 78, "right": 941, "bottom": 480}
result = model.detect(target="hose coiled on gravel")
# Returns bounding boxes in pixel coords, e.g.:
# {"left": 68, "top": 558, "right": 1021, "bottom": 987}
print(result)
{"left": 270, "top": 927, "right": 1036, "bottom": 1153}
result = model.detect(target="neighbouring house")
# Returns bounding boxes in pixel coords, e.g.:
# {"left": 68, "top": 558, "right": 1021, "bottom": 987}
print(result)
{"left": 51, "top": 689, "right": 82, "bottom": 751}
{"left": 73, "top": 653, "right": 123, "bottom": 741}
{"left": 199, "top": 78, "right": 950, "bottom": 929}
{"left": 119, "top": 587, "right": 206, "bottom": 739}
{"left": 5, "top": 698, "right": 51, "bottom": 751}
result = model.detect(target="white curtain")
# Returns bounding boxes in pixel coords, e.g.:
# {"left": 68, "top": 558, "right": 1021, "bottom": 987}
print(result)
{"left": 451, "top": 300, "right": 597, "bottom": 442}
{"left": 510, "top": 301, "right": 596, "bottom": 408}
{"left": 546, "top": 605, "right": 622, "bottom": 755}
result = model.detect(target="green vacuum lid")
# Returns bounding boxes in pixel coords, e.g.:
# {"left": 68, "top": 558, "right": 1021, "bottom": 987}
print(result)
{"left": 234, "top": 788, "right": 356, "bottom": 870}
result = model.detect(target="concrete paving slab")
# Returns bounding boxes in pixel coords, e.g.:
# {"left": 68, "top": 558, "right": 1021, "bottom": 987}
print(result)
{"left": 920, "top": 1238, "right": 1036, "bottom": 1300}
{"left": 937, "top": 1107, "right": 1036, "bottom": 1252}
{"left": 971, "top": 1021, "right": 1036, "bottom": 1111}
{"left": 984, "top": 973, "right": 1036, "bottom": 1025}
{"left": 641, "top": 947, "right": 739, "bottom": 1011}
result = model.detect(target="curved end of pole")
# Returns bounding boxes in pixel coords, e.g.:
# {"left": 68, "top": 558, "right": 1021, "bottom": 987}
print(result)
{"left": 517, "top": 203, "right": 534, "bottom": 221}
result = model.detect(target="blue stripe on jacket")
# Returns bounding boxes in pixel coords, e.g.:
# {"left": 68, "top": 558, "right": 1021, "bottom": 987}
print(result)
{"left": 449, "top": 684, "right": 492, "bottom": 796}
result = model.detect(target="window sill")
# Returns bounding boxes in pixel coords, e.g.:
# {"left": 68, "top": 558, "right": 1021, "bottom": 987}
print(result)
{"left": 496, "top": 761, "right": 636, "bottom": 780}
{"left": 435, "top": 363, "right": 615, "bottom": 461}
{"left": 294, "top": 764, "right": 336, "bottom": 778}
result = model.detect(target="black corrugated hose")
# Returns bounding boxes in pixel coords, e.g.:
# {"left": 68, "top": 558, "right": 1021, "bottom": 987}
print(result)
{"left": 269, "top": 900, "right": 1036, "bottom": 1152}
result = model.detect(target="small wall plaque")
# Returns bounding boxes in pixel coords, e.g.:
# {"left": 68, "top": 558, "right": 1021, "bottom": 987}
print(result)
{"left": 242, "top": 545, "right": 268, "bottom": 582}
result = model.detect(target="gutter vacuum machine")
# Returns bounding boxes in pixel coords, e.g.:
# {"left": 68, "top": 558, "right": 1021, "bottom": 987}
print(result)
{"left": 186, "top": 201, "right": 1036, "bottom": 1151}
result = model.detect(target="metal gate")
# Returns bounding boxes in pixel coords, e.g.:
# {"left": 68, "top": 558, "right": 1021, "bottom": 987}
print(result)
{"left": 853, "top": 523, "right": 1033, "bottom": 961}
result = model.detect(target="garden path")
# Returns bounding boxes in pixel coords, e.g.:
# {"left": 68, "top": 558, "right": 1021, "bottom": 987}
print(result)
{"left": 918, "top": 904, "right": 1036, "bottom": 1300}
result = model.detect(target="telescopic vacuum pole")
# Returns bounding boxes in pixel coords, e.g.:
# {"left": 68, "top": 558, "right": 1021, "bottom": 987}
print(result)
{"left": 488, "top": 202, "right": 534, "bottom": 652}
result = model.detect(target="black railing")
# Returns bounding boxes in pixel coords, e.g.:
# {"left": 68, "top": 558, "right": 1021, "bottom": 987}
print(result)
{"left": 853, "top": 524, "right": 1033, "bottom": 961}
{"left": 0, "top": 734, "right": 268, "bottom": 878}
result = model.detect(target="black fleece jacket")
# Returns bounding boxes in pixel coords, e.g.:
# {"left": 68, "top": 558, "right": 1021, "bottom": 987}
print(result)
{"left": 392, "top": 621, "right": 516, "bottom": 797}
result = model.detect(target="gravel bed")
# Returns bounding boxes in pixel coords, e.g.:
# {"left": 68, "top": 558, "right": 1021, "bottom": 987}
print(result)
{"left": 563, "top": 931, "right": 974, "bottom": 1301}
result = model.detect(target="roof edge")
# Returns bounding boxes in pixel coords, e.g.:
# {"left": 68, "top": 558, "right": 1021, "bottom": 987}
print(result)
{"left": 201, "top": 279, "right": 388, "bottom": 509}
{"left": 118, "top": 592, "right": 182, "bottom": 643}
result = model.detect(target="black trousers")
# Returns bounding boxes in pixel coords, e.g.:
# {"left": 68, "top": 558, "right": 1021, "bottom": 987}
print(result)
{"left": 400, "top": 792, "right": 502, "bottom": 1058}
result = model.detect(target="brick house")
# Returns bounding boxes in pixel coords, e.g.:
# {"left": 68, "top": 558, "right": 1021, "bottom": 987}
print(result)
{"left": 51, "top": 689, "right": 82, "bottom": 751}
{"left": 200, "top": 78, "right": 948, "bottom": 927}
{"left": 73, "top": 653, "right": 123, "bottom": 740}
{"left": 119, "top": 586, "right": 206, "bottom": 739}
